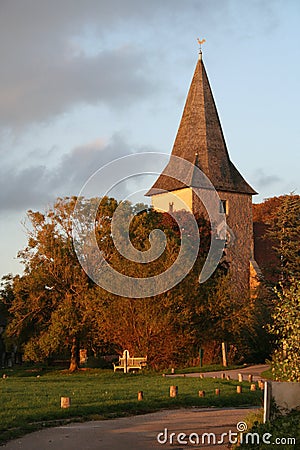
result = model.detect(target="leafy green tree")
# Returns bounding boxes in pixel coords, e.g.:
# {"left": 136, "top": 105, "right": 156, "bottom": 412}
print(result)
{"left": 269, "top": 280, "right": 300, "bottom": 382}
{"left": 5, "top": 197, "right": 93, "bottom": 371}
{"left": 89, "top": 207, "right": 213, "bottom": 368}
{"left": 266, "top": 194, "right": 300, "bottom": 285}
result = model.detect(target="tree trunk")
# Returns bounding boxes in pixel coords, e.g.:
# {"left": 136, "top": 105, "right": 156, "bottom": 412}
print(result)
{"left": 69, "top": 337, "right": 79, "bottom": 372}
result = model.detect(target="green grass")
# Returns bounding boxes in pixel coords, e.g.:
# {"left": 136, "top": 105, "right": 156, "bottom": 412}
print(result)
{"left": 0, "top": 367, "right": 263, "bottom": 445}
{"left": 260, "top": 368, "right": 273, "bottom": 380}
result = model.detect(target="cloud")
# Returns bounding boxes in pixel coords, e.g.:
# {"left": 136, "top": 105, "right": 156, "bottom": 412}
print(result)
{"left": 0, "top": 0, "right": 199, "bottom": 129}
{"left": 254, "top": 168, "right": 282, "bottom": 188}
{"left": 0, "top": 134, "right": 153, "bottom": 212}
{"left": 0, "top": 165, "right": 51, "bottom": 211}
{"left": 0, "top": 45, "right": 156, "bottom": 128}
{"left": 0, "top": 0, "right": 283, "bottom": 130}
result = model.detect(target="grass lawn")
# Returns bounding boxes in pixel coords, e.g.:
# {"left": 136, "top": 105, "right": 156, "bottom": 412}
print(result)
{"left": 260, "top": 367, "right": 273, "bottom": 380}
{"left": 0, "top": 367, "right": 263, "bottom": 445}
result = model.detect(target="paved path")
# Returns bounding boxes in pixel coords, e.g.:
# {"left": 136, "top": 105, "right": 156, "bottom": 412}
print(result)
{"left": 2, "top": 407, "right": 259, "bottom": 450}
{"left": 166, "top": 364, "right": 269, "bottom": 381}
{"left": 3, "top": 365, "right": 268, "bottom": 450}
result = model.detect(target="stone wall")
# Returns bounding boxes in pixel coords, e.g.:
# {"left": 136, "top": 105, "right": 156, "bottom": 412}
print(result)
{"left": 151, "top": 187, "right": 253, "bottom": 297}
{"left": 192, "top": 188, "right": 253, "bottom": 296}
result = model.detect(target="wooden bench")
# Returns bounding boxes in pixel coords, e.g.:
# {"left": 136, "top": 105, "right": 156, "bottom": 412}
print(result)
{"left": 113, "top": 349, "right": 147, "bottom": 373}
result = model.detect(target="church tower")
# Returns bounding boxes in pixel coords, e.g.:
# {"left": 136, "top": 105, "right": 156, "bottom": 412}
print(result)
{"left": 146, "top": 50, "right": 257, "bottom": 294}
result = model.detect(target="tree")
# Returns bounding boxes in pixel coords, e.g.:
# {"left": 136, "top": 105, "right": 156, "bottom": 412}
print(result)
{"left": 266, "top": 194, "right": 300, "bottom": 284}
{"left": 253, "top": 194, "right": 300, "bottom": 286}
{"left": 268, "top": 280, "right": 300, "bottom": 382}
{"left": 88, "top": 207, "right": 214, "bottom": 368}
{"left": 4, "top": 197, "right": 208, "bottom": 369}
{"left": 5, "top": 197, "right": 93, "bottom": 371}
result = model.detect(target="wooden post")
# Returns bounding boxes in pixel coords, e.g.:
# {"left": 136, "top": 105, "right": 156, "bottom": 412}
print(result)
{"left": 238, "top": 373, "right": 243, "bottom": 382}
{"left": 221, "top": 342, "right": 227, "bottom": 367}
{"left": 263, "top": 382, "right": 272, "bottom": 423}
{"left": 237, "top": 385, "right": 242, "bottom": 394}
{"left": 124, "top": 350, "right": 129, "bottom": 374}
{"left": 221, "top": 373, "right": 226, "bottom": 379}
{"left": 215, "top": 388, "right": 220, "bottom": 396}
{"left": 170, "top": 386, "right": 178, "bottom": 398}
{"left": 250, "top": 383, "right": 256, "bottom": 391}
{"left": 198, "top": 390, "right": 205, "bottom": 397}
{"left": 171, "top": 368, "right": 175, "bottom": 374}
{"left": 199, "top": 348, "right": 203, "bottom": 368}
{"left": 61, "top": 397, "right": 71, "bottom": 408}
{"left": 226, "top": 375, "right": 231, "bottom": 381}
{"left": 258, "top": 380, "right": 265, "bottom": 390}
{"left": 199, "top": 374, "right": 204, "bottom": 379}
{"left": 248, "top": 374, "right": 253, "bottom": 383}
{"left": 138, "top": 391, "right": 143, "bottom": 401}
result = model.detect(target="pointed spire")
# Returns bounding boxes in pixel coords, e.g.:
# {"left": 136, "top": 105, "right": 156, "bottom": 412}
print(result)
{"left": 147, "top": 54, "right": 257, "bottom": 196}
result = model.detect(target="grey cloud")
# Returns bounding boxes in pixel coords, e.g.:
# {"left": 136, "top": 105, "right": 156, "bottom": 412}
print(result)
{"left": 0, "top": 165, "right": 52, "bottom": 211}
{"left": 52, "top": 134, "right": 136, "bottom": 194}
{"left": 0, "top": 47, "right": 155, "bottom": 127}
{"left": 254, "top": 168, "right": 282, "bottom": 188}
{"left": 0, "top": 0, "right": 198, "bottom": 129}
{"left": 0, "top": 0, "right": 282, "bottom": 129}
{"left": 0, "top": 134, "right": 153, "bottom": 212}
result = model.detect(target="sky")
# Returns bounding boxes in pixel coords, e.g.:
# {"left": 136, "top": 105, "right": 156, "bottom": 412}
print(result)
{"left": 0, "top": 0, "right": 299, "bottom": 278}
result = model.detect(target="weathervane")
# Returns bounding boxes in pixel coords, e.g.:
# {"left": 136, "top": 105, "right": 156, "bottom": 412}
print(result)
{"left": 197, "top": 38, "right": 206, "bottom": 53}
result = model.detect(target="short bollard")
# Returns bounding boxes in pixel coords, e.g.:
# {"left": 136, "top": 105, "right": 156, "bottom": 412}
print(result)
{"left": 199, "top": 374, "right": 204, "bottom": 379}
{"left": 215, "top": 388, "right": 220, "bottom": 396}
{"left": 250, "top": 383, "right": 256, "bottom": 391}
{"left": 258, "top": 380, "right": 264, "bottom": 390}
{"left": 138, "top": 391, "right": 143, "bottom": 401}
{"left": 221, "top": 373, "right": 226, "bottom": 379}
{"left": 237, "top": 385, "right": 242, "bottom": 394}
{"left": 238, "top": 373, "right": 243, "bottom": 382}
{"left": 248, "top": 374, "right": 253, "bottom": 383}
{"left": 60, "top": 397, "right": 71, "bottom": 408}
{"left": 198, "top": 390, "right": 205, "bottom": 397}
{"left": 170, "top": 386, "right": 178, "bottom": 398}
{"left": 226, "top": 375, "right": 231, "bottom": 381}
{"left": 171, "top": 368, "right": 175, "bottom": 374}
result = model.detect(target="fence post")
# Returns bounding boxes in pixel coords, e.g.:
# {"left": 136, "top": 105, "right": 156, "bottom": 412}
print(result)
{"left": 263, "top": 381, "right": 272, "bottom": 423}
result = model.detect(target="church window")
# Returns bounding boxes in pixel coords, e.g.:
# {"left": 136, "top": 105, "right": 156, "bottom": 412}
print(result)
{"left": 219, "top": 200, "right": 228, "bottom": 215}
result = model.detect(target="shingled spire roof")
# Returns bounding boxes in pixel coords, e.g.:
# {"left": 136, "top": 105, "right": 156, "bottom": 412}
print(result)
{"left": 146, "top": 53, "right": 257, "bottom": 196}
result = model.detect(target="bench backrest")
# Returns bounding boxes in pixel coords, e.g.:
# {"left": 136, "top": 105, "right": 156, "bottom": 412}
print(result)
{"left": 118, "top": 353, "right": 147, "bottom": 366}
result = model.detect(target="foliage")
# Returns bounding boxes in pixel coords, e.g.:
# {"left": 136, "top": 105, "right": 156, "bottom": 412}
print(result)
{"left": 252, "top": 195, "right": 288, "bottom": 223}
{"left": 255, "top": 194, "right": 300, "bottom": 285}
{"left": 1, "top": 197, "right": 213, "bottom": 369}
{"left": 266, "top": 194, "right": 300, "bottom": 284}
{"left": 83, "top": 204, "right": 215, "bottom": 368}
{"left": 237, "top": 409, "right": 300, "bottom": 449}
{"left": 268, "top": 280, "right": 300, "bottom": 382}
{"left": 3, "top": 197, "right": 93, "bottom": 371}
